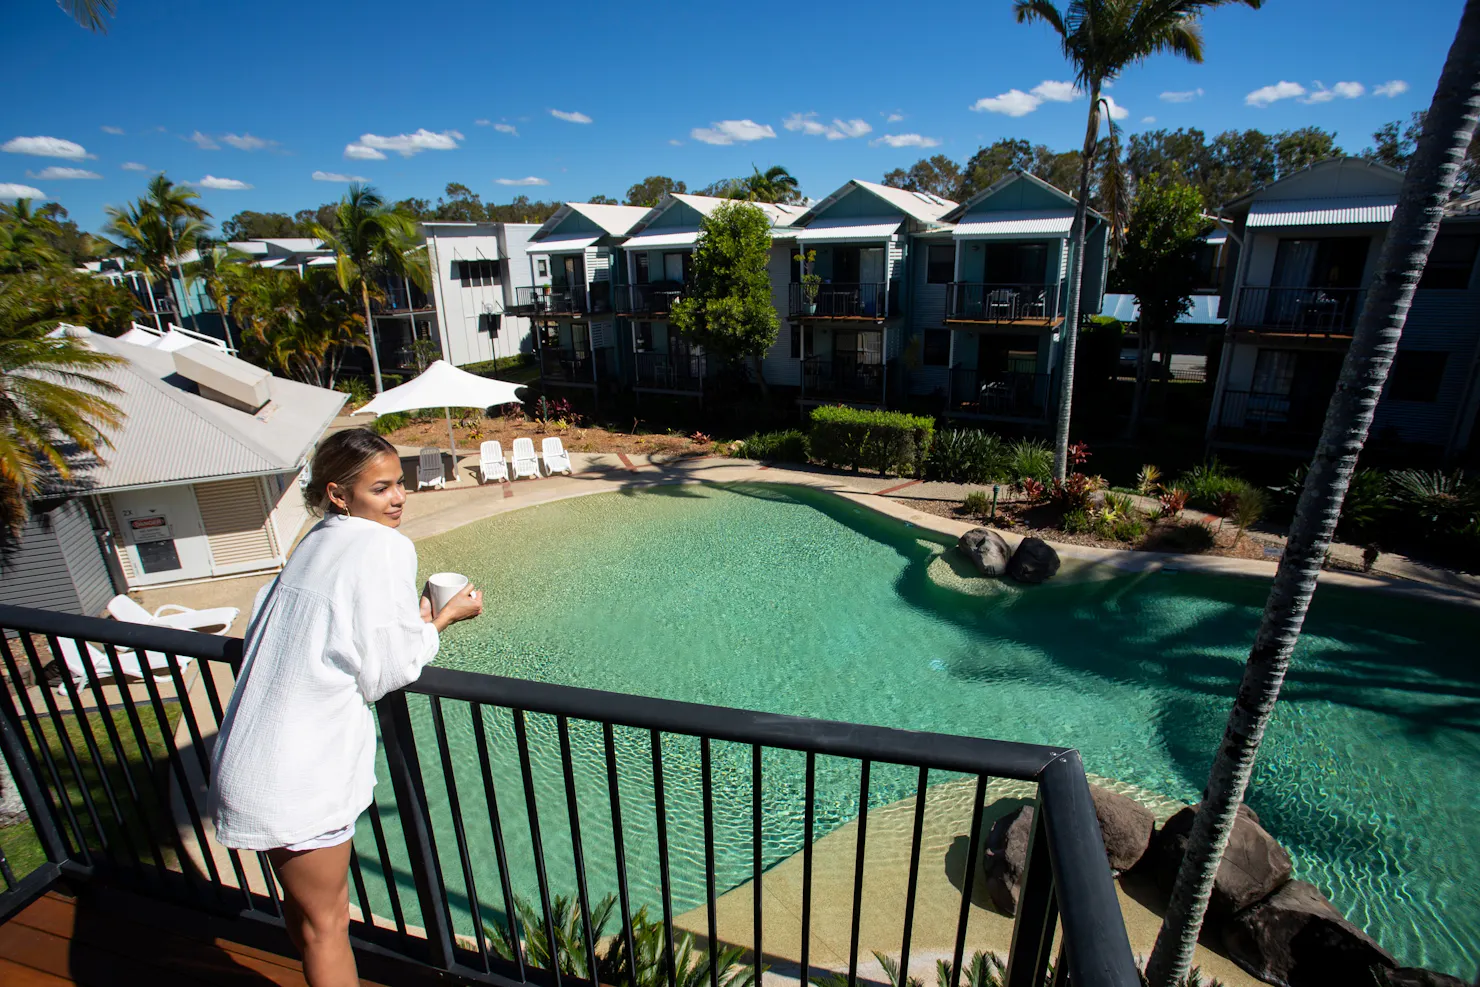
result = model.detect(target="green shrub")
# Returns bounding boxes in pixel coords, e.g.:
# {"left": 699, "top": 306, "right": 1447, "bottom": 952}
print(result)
{"left": 963, "top": 490, "right": 993, "bottom": 516}
{"left": 1111, "top": 517, "right": 1147, "bottom": 542}
{"left": 1231, "top": 485, "right": 1268, "bottom": 541}
{"left": 1105, "top": 491, "right": 1135, "bottom": 516}
{"left": 737, "top": 430, "right": 809, "bottom": 463}
{"left": 926, "top": 430, "right": 1010, "bottom": 483}
{"left": 463, "top": 353, "right": 536, "bottom": 375}
{"left": 1063, "top": 508, "right": 1091, "bottom": 534}
{"left": 371, "top": 411, "right": 411, "bottom": 436}
{"left": 808, "top": 405, "right": 934, "bottom": 476}
{"left": 1178, "top": 460, "right": 1249, "bottom": 512}
{"left": 1009, "top": 439, "right": 1054, "bottom": 485}
{"left": 334, "top": 376, "right": 371, "bottom": 409}
{"left": 1146, "top": 520, "right": 1216, "bottom": 553}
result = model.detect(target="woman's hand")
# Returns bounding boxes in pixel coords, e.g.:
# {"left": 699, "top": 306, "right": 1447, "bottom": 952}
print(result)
{"left": 428, "top": 582, "right": 483, "bottom": 633}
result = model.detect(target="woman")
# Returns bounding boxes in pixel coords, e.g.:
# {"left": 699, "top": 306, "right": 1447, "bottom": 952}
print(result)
{"left": 210, "top": 428, "right": 482, "bottom": 987}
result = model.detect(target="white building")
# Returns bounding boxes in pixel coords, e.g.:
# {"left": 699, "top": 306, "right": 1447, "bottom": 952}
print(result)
{"left": 422, "top": 221, "right": 542, "bottom": 366}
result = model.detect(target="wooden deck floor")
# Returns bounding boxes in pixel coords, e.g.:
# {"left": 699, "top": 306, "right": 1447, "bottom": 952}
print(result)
{"left": 1, "top": 888, "right": 395, "bottom": 986}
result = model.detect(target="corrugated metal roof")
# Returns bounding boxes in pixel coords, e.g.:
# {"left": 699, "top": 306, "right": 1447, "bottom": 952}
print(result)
{"left": 565, "top": 202, "right": 649, "bottom": 235}
{"left": 794, "top": 219, "right": 902, "bottom": 242}
{"left": 623, "top": 228, "right": 700, "bottom": 250}
{"left": 1247, "top": 196, "right": 1396, "bottom": 227}
{"left": 852, "top": 180, "right": 958, "bottom": 222}
{"left": 954, "top": 210, "right": 1075, "bottom": 238}
{"left": 526, "top": 235, "right": 599, "bottom": 254}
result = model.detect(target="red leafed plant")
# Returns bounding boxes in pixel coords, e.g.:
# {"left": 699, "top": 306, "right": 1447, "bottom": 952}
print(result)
{"left": 690, "top": 431, "right": 711, "bottom": 445}
{"left": 1068, "top": 441, "right": 1091, "bottom": 467}
{"left": 1051, "top": 472, "right": 1094, "bottom": 511}
{"left": 1018, "top": 477, "right": 1047, "bottom": 503}
{"left": 1159, "top": 487, "right": 1189, "bottom": 518}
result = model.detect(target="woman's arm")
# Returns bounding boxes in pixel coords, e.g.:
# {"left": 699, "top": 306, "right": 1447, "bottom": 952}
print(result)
{"left": 351, "top": 535, "right": 441, "bottom": 702}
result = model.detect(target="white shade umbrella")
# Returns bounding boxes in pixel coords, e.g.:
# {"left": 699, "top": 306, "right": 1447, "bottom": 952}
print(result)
{"left": 352, "top": 360, "right": 524, "bottom": 481}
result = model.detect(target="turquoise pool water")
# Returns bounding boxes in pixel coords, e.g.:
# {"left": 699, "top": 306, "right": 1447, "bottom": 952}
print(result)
{"left": 371, "top": 483, "right": 1477, "bottom": 975}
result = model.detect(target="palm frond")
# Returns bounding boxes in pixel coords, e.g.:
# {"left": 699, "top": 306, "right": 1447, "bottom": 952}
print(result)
{"left": 58, "top": 0, "right": 116, "bottom": 32}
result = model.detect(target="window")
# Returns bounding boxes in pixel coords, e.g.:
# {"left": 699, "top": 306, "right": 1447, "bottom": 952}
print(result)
{"left": 662, "top": 252, "right": 691, "bottom": 284}
{"left": 926, "top": 245, "right": 954, "bottom": 284}
{"left": 479, "top": 313, "right": 501, "bottom": 338}
{"left": 1419, "top": 235, "right": 1480, "bottom": 289}
{"left": 634, "top": 254, "right": 650, "bottom": 285}
{"left": 455, "top": 259, "right": 498, "bottom": 287}
{"left": 537, "top": 258, "right": 548, "bottom": 278}
{"left": 922, "top": 329, "right": 950, "bottom": 366}
{"left": 790, "top": 324, "right": 814, "bottom": 359}
{"left": 1389, "top": 350, "right": 1447, "bottom": 402}
{"left": 635, "top": 322, "right": 653, "bottom": 352}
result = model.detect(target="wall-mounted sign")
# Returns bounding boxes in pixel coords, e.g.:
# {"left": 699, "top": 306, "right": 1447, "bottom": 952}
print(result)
{"left": 129, "top": 515, "right": 173, "bottom": 543}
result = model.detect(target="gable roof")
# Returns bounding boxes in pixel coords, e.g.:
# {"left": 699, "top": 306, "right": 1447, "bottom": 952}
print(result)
{"left": 941, "top": 170, "right": 1103, "bottom": 224}
{"left": 528, "top": 201, "right": 650, "bottom": 251}
{"left": 566, "top": 202, "right": 649, "bottom": 234}
{"left": 624, "top": 193, "right": 806, "bottom": 245}
{"left": 791, "top": 179, "right": 958, "bottom": 229}
{"left": 1220, "top": 157, "right": 1405, "bottom": 213}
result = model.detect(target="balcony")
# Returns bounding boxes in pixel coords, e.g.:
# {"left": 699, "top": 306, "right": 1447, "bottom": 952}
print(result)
{"left": 800, "top": 355, "right": 888, "bottom": 404}
{"left": 614, "top": 283, "right": 686, "bottom": 317}
{"left": 789, "top": 281, "right": 899, "bottom": 320}
{"left": 0, "top": 603, "right": 1139, "bottom": 987}
{"left": 539, "top": 346, "right": 607, "bottom": 387}
{"left": 512, "top": 284, "right": 589, "bottom": 317}
{"left": 947, "top": 369, "right": 1055, "bottom": 420}
{"left": 1211, "top": 388, "right": 1325, "bottom": 450}
{"left": 1231, "top": 286, "right": 1366, "bottom": 336}
{"left": 946, "top": 283, "right": 1062, "bottom": 326}
{"left": 633, "top": 350, "right": 705, "bottom": 394}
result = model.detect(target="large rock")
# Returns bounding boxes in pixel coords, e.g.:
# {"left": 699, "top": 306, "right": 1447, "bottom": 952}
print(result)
{"left": 1375, "top": 969, "right": 1472, "bottom": 987}
{"left": 958, "top": 527, "right": 1012, "bottom": 577}
{"left": 1090, "top": 785, "right": 1155, "bottom": 872}
{"left": 1224, "top": 880, "right": 1395, "bottom": 987}
{"left": 1150, "top": 802, "right": 1292, "bottom": 917}
{"left": 1007, "top": 537, "right": 1060, "bottom": 584}
{"left": 981, "top": 805, "right": 1034, "bottom": 916}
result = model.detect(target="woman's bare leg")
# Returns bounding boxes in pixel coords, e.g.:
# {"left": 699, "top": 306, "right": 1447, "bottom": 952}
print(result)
{"left": 268, "top": 841, "right": 358, "bottom": 987}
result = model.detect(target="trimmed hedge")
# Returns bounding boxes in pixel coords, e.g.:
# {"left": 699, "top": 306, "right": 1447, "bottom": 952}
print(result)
{"left": 736, "top": 430, "right": 809, "bottom": 463}
{"left": 808, "top": 405, "right": 934, "bottom": 476}
{"left": 462, "top": 353, "right": 535, "bottom": 375}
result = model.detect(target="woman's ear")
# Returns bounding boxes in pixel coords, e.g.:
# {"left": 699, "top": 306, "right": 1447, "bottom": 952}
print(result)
{"left": 325, "top": 482, "right": 348, "bottom": 515}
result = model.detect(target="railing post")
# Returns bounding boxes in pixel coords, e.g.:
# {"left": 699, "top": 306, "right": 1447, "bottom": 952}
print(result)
{"left": 1004, "top": 804, "right": 1057, "bottom": 987}
{"left": 376, "top": 689, "right": 456, "bottom": 969}
{"left": 0, "top": 671, "right": 70, "bottom": 865}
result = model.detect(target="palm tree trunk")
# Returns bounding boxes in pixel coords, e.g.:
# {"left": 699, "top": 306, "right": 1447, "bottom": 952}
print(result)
{"left": 1145, "top": 6, "right": 1480, "bottom": 983}
{"left": 1053, "top": 79, "right": 1101, "bottom": 481}
{"left": 164, "top": 229, "right": 197, "bottom": 335}
{"left": 362, "top": 281, "right": 385, "bottom": 393}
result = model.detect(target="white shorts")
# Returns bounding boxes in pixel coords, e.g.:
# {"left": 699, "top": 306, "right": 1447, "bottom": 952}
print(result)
{"left": 282, "top": 823, "right": 355, "bottom": 853}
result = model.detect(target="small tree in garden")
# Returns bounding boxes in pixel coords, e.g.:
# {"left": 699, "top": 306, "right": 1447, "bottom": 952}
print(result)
{"left": 1115, "top": 178, "right": 1212, "bottom": 436}
{"left": 670, "top": 201, "right": 779, "bottom": 393}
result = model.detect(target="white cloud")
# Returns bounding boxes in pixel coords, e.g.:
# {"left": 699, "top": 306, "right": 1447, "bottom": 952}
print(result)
{"left": 313, "top": 170, "right": 368, "bottom": 182}
{"left": 870, "top": 133, "right": 942, "bottom": 148}
{"left": 474, "top": 118, "right": 491, "bottom": 126}
{"left": 550, "top": 109, "right": 592, "bottom": 124}
{"left": 690, "top": 119, "right": 776, "bottom": 145}
{"left": 668, "top": 139, "right": 683, "bottom": 146}
{"left": 1245, "top": 81, "right": 1306, "bottom": 107}
{"left": 1304, "top": 81, "right": 1365, "bottom": 103}
{"left": 29, "top": 166, "right": 100, "bottom": 180}
{"left": 970, "top": 89, "right": 1043, "bottom": 117}
{"left": 783, "top": 112, "right": 872, "bottom": 140}
{"left": 1142, "top": 116, "right": 1157, "bottom": 124}
{"left": 494, "top": 123, "right": 518, "bottom": 136}
{"left": 1031, "top": 80, "right": 1079, "bottom": 102}
{"left": 1160, "top": 88, "right": 1204, "bottom": 103}
{"left": 885, "top": 111, "right": 904, "bottom": 123}
{"left": 221, "top": 132, "right": 275, "bottom": 151}
{"left": 100, "top": 125, "right": 125, "bottom": 135}
{"left": 345, "top": 128, "right": 462, "bottom": 159}
{"left": 185, "top": 130, "right": 220, "bottom": 149}
{"left": 1374, "top": 80, "right": 1409, "bottom": 98}
{"left": 120, "top": 161, "right": 148, "bottom": 171}
{"left": 195, "top": 175, "right": 253, "bottom": 190}
{"left": 0, "top": 183, "right": 45, "bottom": 199}
{"left": 495, "top": 176, "right": 549, "bottom": 186}
{"left": 2, "top": 136, "right": 91, "bottom": 160}
{"left": 1102, "top": 95, "right": 1130, "bottom": 121}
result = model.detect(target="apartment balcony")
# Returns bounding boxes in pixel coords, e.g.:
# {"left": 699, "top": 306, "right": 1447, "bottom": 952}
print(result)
{"left": 614, "top": 283, "right": 686, "bottom": 317}
{"left": 799, "top": 354, "right": 889, "bottom": 405}
{"left": 1211, "top": 387, "right": 1325, "bottom": 450}
{"left": 788, "top": 281, "right": 900, "bottom": 320}
{"left": 1231, "top": 286, "right": 1366, "bottom": 337}
{"left": 633, "top": 350, "right": 705, "bottom": 395}
{"left": 947, "top": 368, "right": 1055, "bottom": 420}
{"left": 511, "top": 284, "right": 589, "bottom": 317}
{"left": 946, "top": 283, "right": 1062, "bottom": 327}
{"left": 538, "top": 346, "right": 609, "bottom": 388}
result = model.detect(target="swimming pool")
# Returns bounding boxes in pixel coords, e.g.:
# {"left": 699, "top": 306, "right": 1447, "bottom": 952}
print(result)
{"left": 371, "top": 482, "right": 1477, "bottom": 976}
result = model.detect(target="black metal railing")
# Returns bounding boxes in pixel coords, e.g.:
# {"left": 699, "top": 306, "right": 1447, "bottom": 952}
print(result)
{"left": 539, "top": 347, "right": 605, "bottom": 385}
{"left": 614, "top": 284, "right": 686, "bottom": 317}
{"left": 0, "top": 603, "right": 1140, "bottom": 987}
{"left": 947, "top": 284, "right": 1060, "bottom": 323}
{"left": 1213, "top": 388, "right": 1326, "bottom": 446}
{"left": 788, "top": 281, "right": 898, "bottom": 320}
{"left": 633, "top": 351, "right": 705, "bottom": 392}
{"left": 1232, "top": 286, "right": 1366, "bottom": 335}
{"left": 513, "top": 285, "right": 589, "bottom": 316}
{"left": 947, "top": 369, "right": 1055, "bottom": 419}
{"left": 800, "top": 355, "right": 887, "bottom": 402}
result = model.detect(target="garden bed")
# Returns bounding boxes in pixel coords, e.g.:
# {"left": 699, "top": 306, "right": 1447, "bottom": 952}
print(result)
{"left": 374, "top": 412, "right": 721, "bottom": 459}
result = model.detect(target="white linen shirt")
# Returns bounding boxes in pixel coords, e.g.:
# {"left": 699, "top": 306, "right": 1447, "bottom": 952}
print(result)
{"left": 209, "top": 514, "right": 439, "bottom": 850}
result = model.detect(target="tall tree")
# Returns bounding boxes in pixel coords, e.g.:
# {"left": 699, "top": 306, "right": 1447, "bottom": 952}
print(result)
{"left": 669, "top": 202, "right": 779, "bottom": 392}
{"left": 433, "top": 183, "right": 488, "bottom": 222}
{"left": 143, "top": 174, "right": 211, "bottom": 333}
{"left": 56, "top": 0, "right": 115, "bottom": 31}
{"left": 1367, "top": 110, "right": 1480, "bottom": 195}
{"left": 587, "top": 194, "right": 620, "bottom": 205}
{"left": 882, "top": 155, "right": 963, "bottom": 200}
{"left": 102, "top": 200, "right": 176, "bottom": 330}
{"left": 625, "top": 175, "right": 688, "bottom": 207}
{"left": 221, "top": 210, "right": 299, "bottom": 241}
{"left": 0, "top": 201, "right": 63, "bottom": 273}
{"left": 311, "top": 184, "right": 428, "bottom": 393}
{"left": 958, "top": 139, "right": 1035, "bottom": 200}
{"left": 729, "top": 166, "right": 803, "bottom": 204}
{"left": 1145, "top": 3, "right": 1480, "bottom": 983}
{"left": 1016, "top": 0, "right": 1263, "bottom": 480}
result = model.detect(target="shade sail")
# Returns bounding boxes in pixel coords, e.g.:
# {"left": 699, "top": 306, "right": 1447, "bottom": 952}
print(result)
{"left": 353, "top": 360, "right": 523, "bottom": 416}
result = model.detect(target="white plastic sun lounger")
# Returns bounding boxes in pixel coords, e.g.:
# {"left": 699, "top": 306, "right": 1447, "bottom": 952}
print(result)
{"left": 107, "top": 594, "right": 239, "bottom": 635}
{"left": 417, "top": 446, "right": 446, "bottom": 490}
{"left": 511, "top": 437, "right": 540, "bottom": 480}
{"left": 479, "top": 440, "right": 510, "bottom": 484}
{"left": 53, "top": 637, "right": 194, "bottom": 693}
{"left": 541, "top": 436, "right": 573, "bottom": 475}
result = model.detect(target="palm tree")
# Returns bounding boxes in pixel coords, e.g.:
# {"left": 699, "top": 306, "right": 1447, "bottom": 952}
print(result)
{"left": 311, "top": 184, "right": 429, "bottom": 392}
{"left": 1144, "top": 4, "right": 1480, "bottom": 984}
{"left": 143, "top": 174, "right": 211, "bottom": 334}
{"left": 1014, "top": 0, "right": 1262, "bottom": 479}
{"left": 730, "top": 165, "right": 802, "bottom": 204}
{"left": 0, "top": 200, "right": 63, "bottom": 273}
{"left": 57, "top": 0, "right": 115, "bottom": 31}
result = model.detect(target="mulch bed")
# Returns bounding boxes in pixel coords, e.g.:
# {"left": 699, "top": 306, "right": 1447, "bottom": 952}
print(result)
{"left": 381, "top": 416, "right": 718, "bottom": 458}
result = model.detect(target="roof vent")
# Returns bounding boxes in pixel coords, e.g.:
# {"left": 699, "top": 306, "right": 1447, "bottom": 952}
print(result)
{"left": 173, "top": 344, "right": 271, "bottom": 414}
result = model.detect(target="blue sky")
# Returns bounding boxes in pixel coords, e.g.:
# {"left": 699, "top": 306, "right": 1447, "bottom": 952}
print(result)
{"left": 0, "top": 0, "right": 1461, "bottom": 233}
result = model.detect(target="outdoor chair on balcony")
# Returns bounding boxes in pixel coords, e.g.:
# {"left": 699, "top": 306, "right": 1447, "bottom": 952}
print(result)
{"left": 511, "top": 437, "right": 540, "bottom": 480}
{"left": 987, "top": 289, "right": 1018, "bottom": 320}
{"left": 479, "top": 440, "right": 509, "bottom": 484}
{"left": 416, "top": 447, "right": 446, "bottom": 491}
{"left": 53, "top": 636, "right": 193, "bottom": 693}
{"left": 106, "top": 594, "right": 239, "bottom": 635}
{"left": 542, "top": 437, "right": 573, "bottom": 475}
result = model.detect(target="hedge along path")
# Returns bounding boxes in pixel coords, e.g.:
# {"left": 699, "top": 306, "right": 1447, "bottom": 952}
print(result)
{"left": 808, "top": 405, "right": 935, "bottom": 477}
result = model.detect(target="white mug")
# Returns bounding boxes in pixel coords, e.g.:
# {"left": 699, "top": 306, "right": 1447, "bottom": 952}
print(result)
{"left": 426, "top": 572, "right": 470, "bottom": 616}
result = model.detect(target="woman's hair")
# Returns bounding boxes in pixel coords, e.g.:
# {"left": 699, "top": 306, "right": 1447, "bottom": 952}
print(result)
{"left": 304, "top": 428, "right": 398, "bottom": 516}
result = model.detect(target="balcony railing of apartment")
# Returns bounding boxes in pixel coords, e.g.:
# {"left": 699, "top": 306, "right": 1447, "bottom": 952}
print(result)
{"left": 1212, "top": 388, "right": 1325, "bottom": 447}
{"left": 614, "top": 284, "right": 687, "bottom": 317}
{"left": 946, "top": 284, "right": 1061, "bottom": 325}
{"left": 800, "top": 355, "right": 889, "bottom": 403}
{"left": 947, "top": 369, "right": 1055, "bottom": 419}
{"left": 788, "top": 282, "right": 899, "bottom": 320}
{"left": 512, "top": 284, "right": 589, "bottom": 317}
{"left": 0, "top": 603, "right": 1139, "bottom": 987}
{"left": 633, "top": 351, "right": 705, "bottom": 393}
{"left": 1232, "top": 286, "right": 1367, "bottom": 336}
{"left": 538, "top": 346, "right": 606, "bottom": 385}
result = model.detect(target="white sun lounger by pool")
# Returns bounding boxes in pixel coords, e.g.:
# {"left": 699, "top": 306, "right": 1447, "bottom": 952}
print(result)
{"left": 479, "top": 440, "right": 509, "bottom": 483}
{"left": 541, "top": 436, "right": 573, "bottom": 475}
{"left": 511, "top": 437, "right": 540, "bottom": 480}
{"left": 417, "top": 446, "right": 446, "bottom": 490}
{"left": 107, "top": 594, "right": 239, "bottom": 635}
{"left": 53, "top": 637, "right": 194, "bottom": 693}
